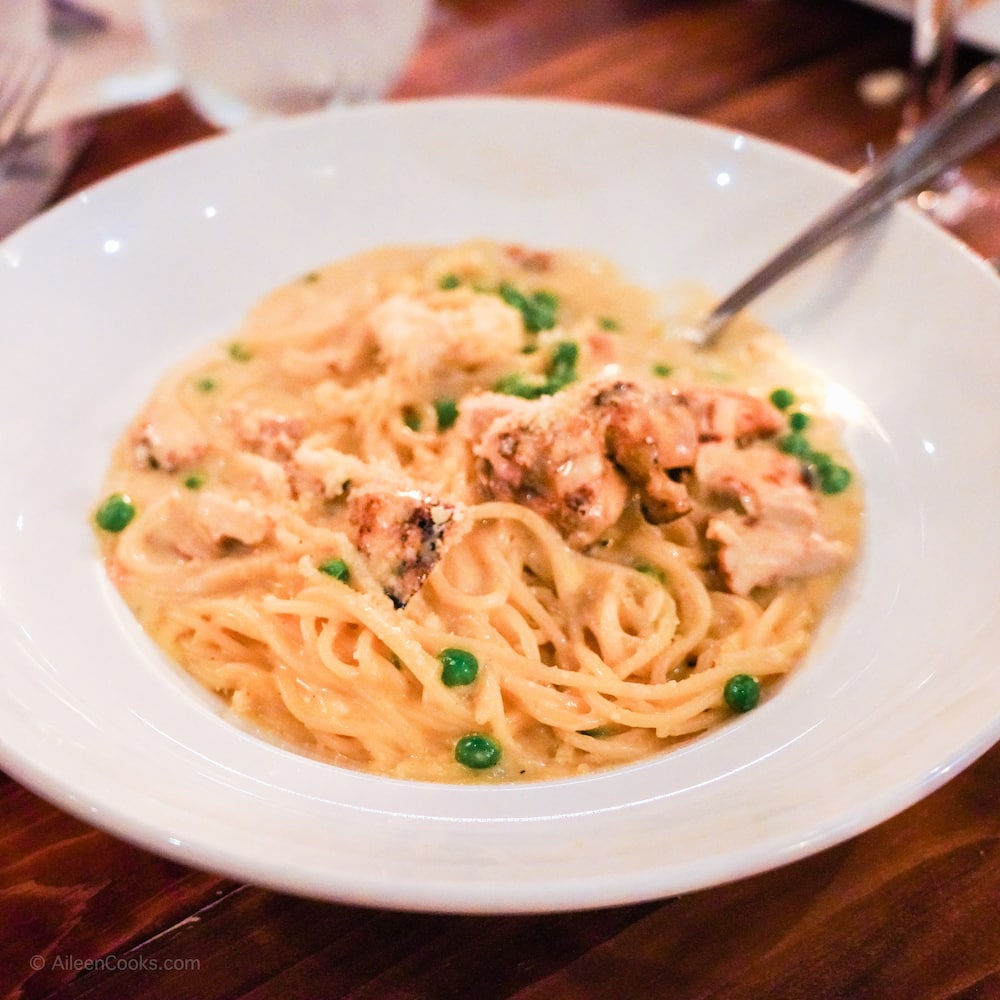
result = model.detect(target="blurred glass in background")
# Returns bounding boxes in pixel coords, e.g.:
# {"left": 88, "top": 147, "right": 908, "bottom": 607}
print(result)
{"left": 139, "top": 0, "right": 431, "bottom": 129}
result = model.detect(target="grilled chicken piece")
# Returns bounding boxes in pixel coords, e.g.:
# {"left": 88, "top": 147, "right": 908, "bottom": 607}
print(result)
{"left": 464, "top": 378, "right": 699, "bottom": 547}
{"left": 678, "top": 386, "right": 785, "bottom": 443}
{"left": 194, "top": 491, "right": 273, "bottom": 548}
{"left": 149, "top": 490, "right": 274, "bottom": 561}
{"left": 287, "top": 444, "right": 373, "bottom": 501}
{"left": 471, "top": 389, "right": 629, "bottom": 548}
{"left": 225, "top": 402, "right": 305, "bottom": 461}
{"left": 697, "top": 442, "right": 848, "bottom": 594}
{"left": 131, "top": 399, "right": 208, "bottom": 472}
{"left": 346, "top": 484, "right": 468, "bottom": 607}
{"left": 590, "top": 380, "right": 697, "bottom": 523}
{"left": 462, "top": 375, "right": 843, "bottom": 593}
{"left": 367, "top": 290, "right": 524, "bottom": 376}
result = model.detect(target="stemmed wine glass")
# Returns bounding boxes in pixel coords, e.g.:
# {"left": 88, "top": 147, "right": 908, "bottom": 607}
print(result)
{"left": 904, "top": 0, "right": 1000, "bottom": 258}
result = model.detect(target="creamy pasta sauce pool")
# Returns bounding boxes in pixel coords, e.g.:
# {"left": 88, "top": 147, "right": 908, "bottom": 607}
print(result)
{"left": 94, "top": 241, "right": 862, "bottom": 782}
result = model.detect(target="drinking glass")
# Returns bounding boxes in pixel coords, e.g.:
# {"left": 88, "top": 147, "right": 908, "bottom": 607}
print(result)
{"left": 140, "top": 0, "right": 431, "bottom": 129}
{"left": 0, "top": 0, "right": 47, "bottom": 41}
{"left": 902, "top": 0, "right": 961, "bottom": 137}
{"left": 903, "top": 0, "right": 1000, "bottom": 256}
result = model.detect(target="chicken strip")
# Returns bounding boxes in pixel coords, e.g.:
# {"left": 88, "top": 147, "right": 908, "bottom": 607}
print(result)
{"left": 131, "top": 398, "right": 208, "bottom": 472}
{"left": 146, "top": 489, "right": 274, "bottom": 561}
{"left": 591, "top": 380, "right": 697, "bottom": 523}
{"left": 346, "top": 483, "right": 468, "bottom": 607}
{"left": 697, "top": 442, "right": 848, "bottom": 594}
{"left": 465, "top": 378, "right": 699, "bottom": 547}
{"left": 463, "top": 386, "right": 630, "bottom": 548}
{"left": 678, "top": 385, "right": 785, "bottom": 443}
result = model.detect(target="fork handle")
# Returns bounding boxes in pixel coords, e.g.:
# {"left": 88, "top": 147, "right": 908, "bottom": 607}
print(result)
{"left": 697, "top": 58, "right": 1000, "bottom": 346}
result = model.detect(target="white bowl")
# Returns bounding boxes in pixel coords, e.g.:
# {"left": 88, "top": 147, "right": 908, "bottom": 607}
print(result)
{"left": 2, "top": 97, "right": 999, "bottom": 913}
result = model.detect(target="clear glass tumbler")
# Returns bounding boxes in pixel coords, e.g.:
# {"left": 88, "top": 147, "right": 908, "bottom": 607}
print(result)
{"left": 903, "top": 0, "right": 1000, "bottom": 259}
{"left": 140, "top": 0, "right": 431, "bottom": 129}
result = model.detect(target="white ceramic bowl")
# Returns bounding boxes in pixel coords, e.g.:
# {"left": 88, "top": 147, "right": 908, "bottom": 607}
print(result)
{"left": 2, "top": 97, "right": 998, "bottom": 913}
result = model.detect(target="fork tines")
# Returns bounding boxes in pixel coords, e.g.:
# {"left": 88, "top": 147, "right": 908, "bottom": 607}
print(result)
{"left": 0, "top": 42, "right": 58, "bottom": 153}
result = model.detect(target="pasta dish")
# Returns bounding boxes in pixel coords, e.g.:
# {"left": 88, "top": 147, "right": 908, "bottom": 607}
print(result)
{"left": 94, "top": 241, "right": 862, "bottom": 782}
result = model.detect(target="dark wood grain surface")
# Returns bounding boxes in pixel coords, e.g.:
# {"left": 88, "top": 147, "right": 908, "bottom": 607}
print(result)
{"left": 6, "top": 2, "right": 1000, "bottom": 997}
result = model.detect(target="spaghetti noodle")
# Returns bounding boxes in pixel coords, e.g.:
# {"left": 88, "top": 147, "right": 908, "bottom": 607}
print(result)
{"left": 94, "top": 241, "right": 862, "bottom": 782}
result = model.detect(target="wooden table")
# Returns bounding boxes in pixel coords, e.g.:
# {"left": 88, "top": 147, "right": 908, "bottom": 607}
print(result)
{"left": 5, "top": 2, "right": 1000, "bottom": 997}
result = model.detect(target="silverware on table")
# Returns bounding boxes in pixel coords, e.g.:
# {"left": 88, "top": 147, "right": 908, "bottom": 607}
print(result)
{"left": 47, "top": 0, "right": 110, "bottom": 41}
{"left": 0, "top": 38, "right": 57, "bottom": 151}
{"left": 695, "top": 59, "right": 1000, "bottom": 346}
{"left": 0, "top": 26, "right": 94, "bottom": 241}
{"left": 0, "top": 121, "right": 93, "bottom": 240}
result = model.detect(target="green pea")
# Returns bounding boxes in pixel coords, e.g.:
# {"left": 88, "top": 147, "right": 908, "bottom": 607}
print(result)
{"left": 494, "top": 372, "right": 547, "bottom": 399}
{"left": 723, "top": 673, "right": 761, "bottom": 713}
{"left": 652, "top": 363, "right": 673, "bottom": 377}
{"left": 183, "top": 473, "right": 206, "bottom": 490}
{"left": 95, "top": 492, "right": 136, "bottom": 533}
{"left": 228, "top": 342, "right": 253, "bottom": 362}
{"left": 194, "top": 376, "right": 216, "bottom": 392}
{"left": 819, "top": 464, "right": 852, "bottom": 495}
{"left": 545, "top": 340, "right": 579, "bottom": 391}
{"left": 439, "top": 273, "right": 461, "bottom": 290}
{"left": 778, "top": 432, "right": 812, "bottom": 458}
{"left": 769, "top": 387, "right": 795, "bottom": 410}
{"left": 434, "top": 397, "right": 459, "bottom": 430}
{"left": 318, "top": 557, "right": 350, "bottom": 582}
{"left": 438, "top": 647, "right": 479, "bottom": 687}
{"left": 498, "top": 284, "right": 558, "bottom": 334}
{"left": 454, "top": 733, "right": 502, "bottom": 770}
{"left": 788, "top": 411, "right": 810, "bottom": 432}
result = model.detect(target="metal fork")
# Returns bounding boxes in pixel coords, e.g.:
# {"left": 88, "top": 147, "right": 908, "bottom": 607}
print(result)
{"left": 0, "top": 39, "right": 58, "bottom": 157}
{"left": 693, "top": 59, "right": 1000, "bottom": 347}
